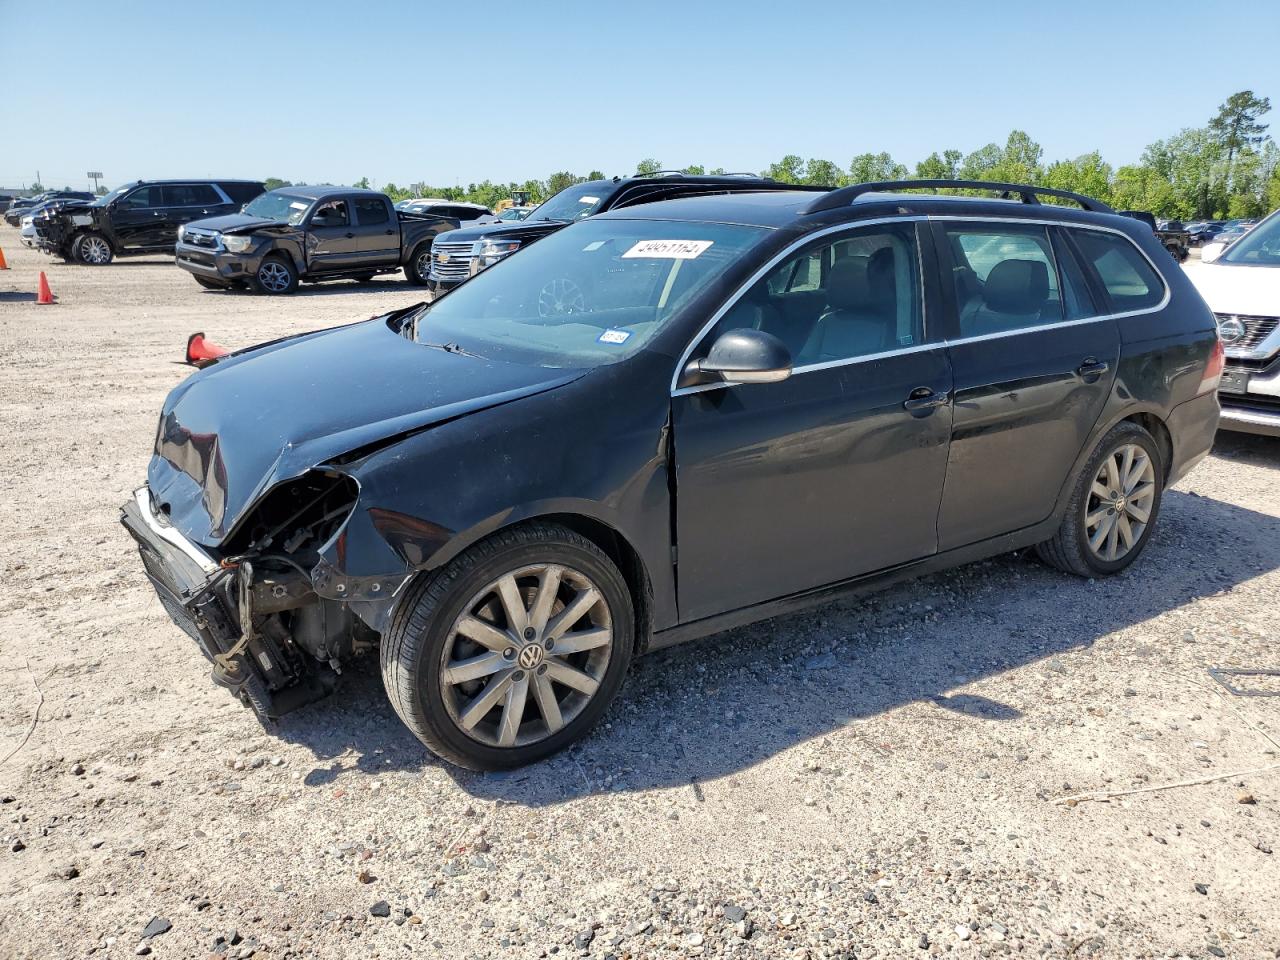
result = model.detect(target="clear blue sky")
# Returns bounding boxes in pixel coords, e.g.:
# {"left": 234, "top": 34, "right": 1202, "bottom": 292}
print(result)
{"left": 1, "top": 0, "right": 1277, "bottom": 191}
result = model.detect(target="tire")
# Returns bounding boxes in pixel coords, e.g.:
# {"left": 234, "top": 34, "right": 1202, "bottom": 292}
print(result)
{"left": 1036, "top": 421, "right": 1164, "bottom": 577}
{"left": 251, "top": 255, "right": 298, "bottom": 295}
{"left": 76, "top": 232, "right": 113, "bottom": 265}
{"left": 381, "top": 522, "right": 634, "bottom": 770}
{"left": 404, "top": 243, "right": 433, "bottom": 286}
{"left": 194, "top": 277, "right": 227, "bottom": 290}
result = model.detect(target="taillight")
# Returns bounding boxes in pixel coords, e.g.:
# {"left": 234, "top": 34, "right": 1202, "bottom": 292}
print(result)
{"left": 1199, "top": 337, "right": 1224, "bottom": 395}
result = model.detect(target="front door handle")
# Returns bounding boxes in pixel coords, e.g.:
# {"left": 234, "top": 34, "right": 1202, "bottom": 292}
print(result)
{"left": 384, "top": 229, "right": 395, "bottom": 235}
{"left": 903, "top": 387, "right": 950, "bottom": 414}
{"left": 1076, "top": 358, "right": 1109, "bottom": 382}
{"left": 345, "top": 231, "right": 355, "bottom": 239}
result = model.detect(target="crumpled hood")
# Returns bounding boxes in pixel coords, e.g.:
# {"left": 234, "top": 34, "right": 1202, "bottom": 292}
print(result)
{"left": 185, "top": 212, "right": 282, "bottom": 234}
{"left": 1184, "top": 261, "right": 1280, "bottom": 316}
{"left": 148, "top": 317, "right": 582, "bottom": 546}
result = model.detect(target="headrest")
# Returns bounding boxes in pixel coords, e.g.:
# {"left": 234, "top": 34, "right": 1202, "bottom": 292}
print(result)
{"left": 825, "top": 256, "right": 870, "bottom": 312}
{"left": 983, "top": 259, "right": 1049, "bottom": 315}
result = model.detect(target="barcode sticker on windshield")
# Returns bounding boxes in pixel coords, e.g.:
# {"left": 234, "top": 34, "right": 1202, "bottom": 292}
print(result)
{"left": 598, "top": 329, "right": 632, "bottom": 345}
{"left": 622, "top": 239, "right": 714, "bottom": 260}
{"left": 579, "top": 196, "right": 600, "bottom": 204}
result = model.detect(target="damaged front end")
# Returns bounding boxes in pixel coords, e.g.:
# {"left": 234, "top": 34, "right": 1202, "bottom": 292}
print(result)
{"left": 121, "top": 469, "right": 400, "bottom": 720}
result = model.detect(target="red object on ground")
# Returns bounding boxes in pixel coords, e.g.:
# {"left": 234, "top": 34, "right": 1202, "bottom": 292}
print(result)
{"left": 36, "top": 271, "right": 54, "bottom": 304}
{"left": 185, "top": 331, "right": 230, "bottom": 367}
{"left": 0, "top": 246, "right": 9, "bottom": 269}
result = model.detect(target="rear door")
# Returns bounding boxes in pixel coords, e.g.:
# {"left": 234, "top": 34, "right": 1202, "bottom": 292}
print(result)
{"left": 350, "top": 196, "right": 400, "bottom": 265}
{"left": 160, "top": 184, "right": 224, "bottom": 244}
{"left": 672, "top": 220, "right": 954, "bottom": 622}
{"left": 931, "top": 219, "right": 1121, "bottom": 550}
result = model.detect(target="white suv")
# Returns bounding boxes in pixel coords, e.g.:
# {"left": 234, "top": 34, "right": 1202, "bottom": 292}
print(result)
{"left": 1186, "top": 208, "right": 1280, "bottom": 435}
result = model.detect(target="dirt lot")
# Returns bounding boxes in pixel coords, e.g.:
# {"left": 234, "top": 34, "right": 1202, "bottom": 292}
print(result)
{"left": 1, "top": 236, "right": 1278, "bottom": 960}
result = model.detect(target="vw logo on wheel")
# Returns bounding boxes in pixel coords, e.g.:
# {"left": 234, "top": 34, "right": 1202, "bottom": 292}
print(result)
{"left": 1217, "top": 315, "right": 1247, "bottom": 345}
{"left": 517, "top": 644, "right": 545, "bottom": 670}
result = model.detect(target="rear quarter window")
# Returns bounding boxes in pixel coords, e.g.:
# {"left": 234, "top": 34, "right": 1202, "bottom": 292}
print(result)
{"left": 1071, "top": 229, "right": 1166, "bottom": 312}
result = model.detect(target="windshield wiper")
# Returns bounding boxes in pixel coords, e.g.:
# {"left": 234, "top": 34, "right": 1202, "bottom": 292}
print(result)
{"left": 420, "top": 340, "right": 483, "bottom": 359}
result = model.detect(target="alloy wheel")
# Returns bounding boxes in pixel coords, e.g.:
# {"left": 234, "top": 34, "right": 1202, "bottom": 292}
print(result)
{"left": 1084, "top": 443, "right": 1156, "bottom": 562}
{"left": 80, "top": 235, "right": 111, "bottom": 264}
{"left": 415, "top": 250, "right": 433, "bottom": 281}
{"left": 257, "top": 261, "right": 292, "bottom": 293}
{"left": 537, "top": 278, "right": 585, "bottom": 317}
{"left": 438, "top": 563, "right": 612, "bottom": 748}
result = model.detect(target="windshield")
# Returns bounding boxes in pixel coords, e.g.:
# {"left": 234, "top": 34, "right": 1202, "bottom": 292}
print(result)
{"left": 241, "top": 192, "right": 313, "bottom": 225}
{"left": 526, "top": 182, "right": 616, "bottom": 223}
{"left": 412, "top": 218, "right": 767, "bottom": 367}
{"left": 92, "top": 185, "right": 131, "bottom": 207}
{"left": 1219, "top": 211, "right": 1280, "bottom": 266}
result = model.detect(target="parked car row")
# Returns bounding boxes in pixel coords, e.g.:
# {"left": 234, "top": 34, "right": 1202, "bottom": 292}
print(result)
{"left": 3, "top": 189, "right": 94, "bottom": 226}
{"left": 122, "top": 178, "right": 1224, "bottom": 769}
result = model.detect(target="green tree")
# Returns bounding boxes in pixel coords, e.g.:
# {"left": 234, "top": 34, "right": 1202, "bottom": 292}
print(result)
{"left": 847, "top": 152, "right": 907, "bottom": 184}
{"left": 915, "top": 150, "right": 962, "bottom": 180}
{"left": 959, "top": 143, "right": 1002, "bottom": 180}
{"left": 263, "top": 177, "right": 292, "bottom": 191}
{"left": 1042, "top": 151, "right": 1113, "bottom": 205}
{"left": 545, "top": 171, "right": 581, "bottom": 195}
{"left": 763, "top": 155, "right": 805, "bottom": 183}
{"left": 1209, "top": 90, "right": 1271, "bottom": 187}
{"left": 803, "top": 158, "right": 844, "bottom": 186}
{"left": 353, "top": 176, "right": 371, "bottom": 189}
{"left": 635, "top": 158, "right": 664, "bottom": 175}
{"left": 587, "top": 170, "right": 606, "bottom": 180}
{"left": 681, "top": 164, "right": 706, "bottom": 175}
{"left": 708, "top": 167, "right": 728, "bottom": 176}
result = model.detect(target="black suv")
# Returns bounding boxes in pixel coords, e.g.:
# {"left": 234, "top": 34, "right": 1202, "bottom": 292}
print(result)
{"left": 34, "top": 179, "right": 265, "bottom": 264}
{"left": 123, "top": 180, "right": 1220, "bottom": 770}
{"left": 426, "top": 172, "right": 824, "bottom": 291}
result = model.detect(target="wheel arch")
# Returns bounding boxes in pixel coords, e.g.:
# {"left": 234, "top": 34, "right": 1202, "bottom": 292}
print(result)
{"left": 425, "top": 508, "right": 654, "bottom": 657}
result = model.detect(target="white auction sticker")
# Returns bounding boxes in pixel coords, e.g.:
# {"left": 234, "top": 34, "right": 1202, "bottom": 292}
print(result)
{"left": 597, "top": 328, "right": 632, "bottom": 345}
{"left": 622, "top": 239, "right": 714, "bottom": 260}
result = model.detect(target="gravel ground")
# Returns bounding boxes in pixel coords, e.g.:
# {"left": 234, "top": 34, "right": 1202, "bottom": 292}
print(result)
{"left": 0, "top": 236, "right": 1278, "bottom": 960}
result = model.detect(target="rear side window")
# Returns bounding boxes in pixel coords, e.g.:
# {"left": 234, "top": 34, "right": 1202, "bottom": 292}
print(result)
{"left": 1070, "top": 229, "right": 1165, "bottom": 312}
{"left": 354, "top": 198, "right": 389, "bottom": 225}
{"left": 220, "top": 182, "right": 265, "bottom": 204}
{"left": 163, "top": 184, "right": 220, "bottom": 206}
{"left": 943, "top": 224, "right": 1063, "bottom": 336}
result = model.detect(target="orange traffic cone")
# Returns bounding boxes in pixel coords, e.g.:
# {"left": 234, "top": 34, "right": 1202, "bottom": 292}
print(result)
{"left": 36, "top": 271, "right": 54, "bottom": 304}
{"left": 0, "top": 246, "right": 9, "bottom": 269}
{"left": 185, "top": 331, "right": 230, "bottom": 367}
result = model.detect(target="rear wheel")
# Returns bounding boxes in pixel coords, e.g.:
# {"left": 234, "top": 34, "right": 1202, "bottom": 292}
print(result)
{"left": 381, "top": 523, "right": 634, "bottom": 770}
{"left": 1037, "top": 421, "right": 1164, "bottom": 577}
{"left": 405, "top": 243, "right": 433, "bottom": 286}
{"left": 251, "top": 255, "right": 298, "bottom": 295}
{"left": 77, "top": 232, "right": 113, "bottom": 265}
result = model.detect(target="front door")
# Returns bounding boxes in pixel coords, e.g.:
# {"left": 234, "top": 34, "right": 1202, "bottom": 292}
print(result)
{"left": 112, "top": 185, "right": 165, "bottom": 250}
{"left": 672, "top": 221, "right": 954, "bottom": 623}
{"left": 931, "top": 220, "right": 1121, "bottom": 550}
{"left": 304, "top": 198, "right": 361, "bottom": 271}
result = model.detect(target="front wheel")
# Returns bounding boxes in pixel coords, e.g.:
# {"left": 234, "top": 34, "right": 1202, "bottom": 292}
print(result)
{"left": 381, "top": 523, "right": 634, "bottom": 770}
{"left": 405, "top": 243, "right": 433, "bottom": 286}
{"left": 251, "top": 255, "right": 298, "bottom": 295}
{"left": 1037, "top": 421, "right": 1164, "bottom": 577}
{"left": 77, "top": 232, "right": 113, "bottom": 265}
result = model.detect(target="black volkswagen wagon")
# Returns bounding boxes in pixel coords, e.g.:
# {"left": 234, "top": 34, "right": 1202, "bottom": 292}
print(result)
{"left": 123, "top": 180, "right": 1222, "bottom": 769}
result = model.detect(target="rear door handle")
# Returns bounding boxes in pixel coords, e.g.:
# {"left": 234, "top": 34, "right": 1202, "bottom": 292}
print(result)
{"left": 903, "top": 387, "right": 950, "bottom": 413}
{"left": 1076, "top": 358, "right": 1109, "bottom": 381}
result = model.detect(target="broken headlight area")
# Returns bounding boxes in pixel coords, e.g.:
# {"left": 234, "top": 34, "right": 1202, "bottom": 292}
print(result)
{"left": 123, "top": 470, "right": 384, "bottom": 721}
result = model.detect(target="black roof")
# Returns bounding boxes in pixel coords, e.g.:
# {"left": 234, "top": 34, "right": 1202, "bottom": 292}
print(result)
{"left": 122, "top": 178, "right": 264, "bottom": 186}
{"left": 600, "top": 183, "right": 1132, "bottom": 233}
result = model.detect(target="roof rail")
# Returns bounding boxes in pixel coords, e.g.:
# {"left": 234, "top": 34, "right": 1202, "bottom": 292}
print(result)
{"left": 632, "top": 170, "right": 692, "bottom": 178}
{"left": 801, "top": 179, "right": 1114, "bottom": 215}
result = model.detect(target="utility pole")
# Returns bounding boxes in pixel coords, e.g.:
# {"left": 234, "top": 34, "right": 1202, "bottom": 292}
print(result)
{"left": 87, "top": 171, "right": 103, "bottom": 192}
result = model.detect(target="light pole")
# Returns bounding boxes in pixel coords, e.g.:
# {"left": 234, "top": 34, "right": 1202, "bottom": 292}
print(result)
{"left": 87, "top": 171, "right": 103, "bottom": 193}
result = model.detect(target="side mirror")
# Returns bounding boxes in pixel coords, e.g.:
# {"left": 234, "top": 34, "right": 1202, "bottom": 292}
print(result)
{"left": 683, "top": 328, "right": 792, "bottom": 387}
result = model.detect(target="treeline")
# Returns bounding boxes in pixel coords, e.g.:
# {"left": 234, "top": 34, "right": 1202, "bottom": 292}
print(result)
{"left": 266, "top": 89, "right": 1277, "bottom": 221}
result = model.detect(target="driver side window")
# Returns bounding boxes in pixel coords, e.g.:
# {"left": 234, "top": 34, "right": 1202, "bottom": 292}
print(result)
{"left": 706, "top": 222, "right": 924, "bottom": 367}
{"left": 312, "top": 199, "right": 349, "bottom": 227}
{"left": 122, "top": 187, "right": 160, "bottom": 209}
